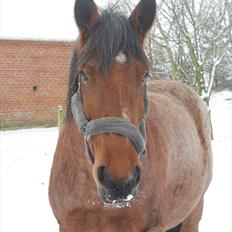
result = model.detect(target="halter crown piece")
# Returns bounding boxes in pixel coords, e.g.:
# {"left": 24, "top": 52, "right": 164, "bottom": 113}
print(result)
{"left": 71, "top": 75, "right": 149, "bottom": 161}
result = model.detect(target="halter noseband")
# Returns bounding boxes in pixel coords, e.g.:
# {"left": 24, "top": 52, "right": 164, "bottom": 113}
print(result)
{"left": 71, "top": 76, "right": 149, "bottom": 161}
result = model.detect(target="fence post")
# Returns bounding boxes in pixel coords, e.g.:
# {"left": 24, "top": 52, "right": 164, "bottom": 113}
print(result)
{"left": 58, "top": 106, "right": 64, "bottom": 133}
{"left": 208, "top": 109, "right": 214, "bottom": 140}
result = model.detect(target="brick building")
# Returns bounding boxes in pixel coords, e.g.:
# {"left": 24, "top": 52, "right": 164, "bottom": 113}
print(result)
{"left": 0, "top": 39, "right": 73, "bottom": 128}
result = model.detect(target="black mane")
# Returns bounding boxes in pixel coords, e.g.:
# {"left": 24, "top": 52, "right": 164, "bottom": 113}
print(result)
{"left": 66, "top": 8, "right": 148, "bottom": 121}
{"left": 79, "top": 9, "right": 147, "bottom": 70}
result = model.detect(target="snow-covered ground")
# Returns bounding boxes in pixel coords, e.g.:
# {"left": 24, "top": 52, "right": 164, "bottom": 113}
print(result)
{"left": 0, "top": 128, "right": 59, "bottom": 231}
{"left": 200, "top": 90, "right": 232, "bottom": 231}
{"left": 0, "top": 91, "right": 231, "bottom": 232}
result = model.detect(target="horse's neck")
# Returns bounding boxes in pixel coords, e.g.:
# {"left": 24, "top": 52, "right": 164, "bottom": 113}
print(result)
{"left": 64, "top": 118, "right": 88, "bottom": 167}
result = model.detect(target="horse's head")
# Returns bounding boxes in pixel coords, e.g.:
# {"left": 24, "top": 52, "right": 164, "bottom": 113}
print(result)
{"left": 72, "top": 0, "right": 156, "bottom": 204}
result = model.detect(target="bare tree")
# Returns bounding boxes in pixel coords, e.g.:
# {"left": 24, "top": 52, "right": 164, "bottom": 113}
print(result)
{"left": 147, "top": 0, "right": 232, "bottom": 105}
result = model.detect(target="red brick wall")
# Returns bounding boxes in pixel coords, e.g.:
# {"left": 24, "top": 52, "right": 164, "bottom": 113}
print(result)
{"left": 0, "top": 39, "right": 73, "bottom": 128}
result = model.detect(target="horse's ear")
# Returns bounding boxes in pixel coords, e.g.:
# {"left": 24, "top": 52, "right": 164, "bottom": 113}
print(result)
{"left": 129, "top": 0, "right": 156, "bottom": 41}
{"left": 74, "top": 0, "right": 100, "bottom": 39}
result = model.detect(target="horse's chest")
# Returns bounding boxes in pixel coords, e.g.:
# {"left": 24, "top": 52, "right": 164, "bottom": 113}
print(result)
{"left": 66, "top": 206, "right": 150, "bottom": 232}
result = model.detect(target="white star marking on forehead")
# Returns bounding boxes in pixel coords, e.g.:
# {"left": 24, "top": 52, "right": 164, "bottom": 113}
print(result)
{"left": 115, "top": 52, "right": 127, "bottom": 64}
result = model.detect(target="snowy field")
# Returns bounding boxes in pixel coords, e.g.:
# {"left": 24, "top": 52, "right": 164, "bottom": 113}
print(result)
{"left": 0, "top": 91, "right": 231, "bottom": 232}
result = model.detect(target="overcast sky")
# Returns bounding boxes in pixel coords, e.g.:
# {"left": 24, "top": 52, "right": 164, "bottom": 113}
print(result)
{"left": 0, "top": 0, "right": 107, "bottom": 41}
{"left": 0, "top": 0, "right": 165, "bottom": 41}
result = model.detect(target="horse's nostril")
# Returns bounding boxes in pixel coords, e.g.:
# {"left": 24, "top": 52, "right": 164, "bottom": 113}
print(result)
{"left": 97, "top": 166, "right": 115, "bottom": 189}
{"left": 97, "top": 166, "right": 106, "bottom": 186}
{"left": 134, "top": 166, "right": 141, "bottom": 184}
{"left": 126, "top": 166, "right": 141, "bottom": 190}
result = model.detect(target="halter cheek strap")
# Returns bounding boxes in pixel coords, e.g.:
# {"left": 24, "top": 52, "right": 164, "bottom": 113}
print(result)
{"left": 71, "top": 80, "right": 149, "bottom": 159}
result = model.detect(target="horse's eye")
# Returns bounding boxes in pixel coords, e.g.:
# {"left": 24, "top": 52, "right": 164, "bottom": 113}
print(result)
{"left": 143, "top": 73, "right": 152, "bottom": 84}
{"left": 79, "top": 71, "right": 90, "bottom": 82}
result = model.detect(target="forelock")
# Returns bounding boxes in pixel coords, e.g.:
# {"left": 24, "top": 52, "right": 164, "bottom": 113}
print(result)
{"left": 78, "top": 8, "right": 147, "bottom": 71}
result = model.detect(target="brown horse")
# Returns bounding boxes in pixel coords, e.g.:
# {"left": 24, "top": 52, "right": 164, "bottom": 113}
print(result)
{"left": 49, "top": 0, "right": 213, "bottom": 231}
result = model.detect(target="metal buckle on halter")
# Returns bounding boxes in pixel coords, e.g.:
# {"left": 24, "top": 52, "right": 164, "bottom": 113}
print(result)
{"left": 85, "top": 133, "right": 91, "bottom": 141}
{"left": 77, "top": 75, "right": 81, "bottom": 93}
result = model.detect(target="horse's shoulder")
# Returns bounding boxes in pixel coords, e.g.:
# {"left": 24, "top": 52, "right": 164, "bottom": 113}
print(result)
{"left": 148, "top": 80, "right": 206, "bottom": 114}
{"left": 148, "top": 80, "right": 212, "bottom": 166}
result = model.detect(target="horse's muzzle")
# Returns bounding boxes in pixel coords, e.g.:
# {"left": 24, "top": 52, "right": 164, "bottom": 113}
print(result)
{"left": 97, "top": 166, "right": 141, "bottom": 204}
{"left": 97, "top": 187, "right": 137, "bottom": 204}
